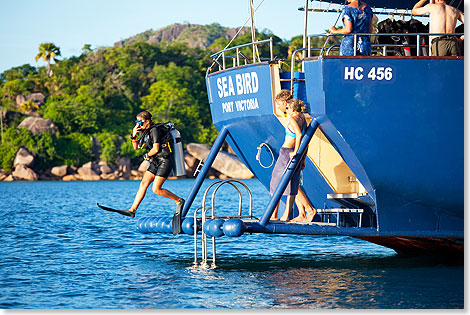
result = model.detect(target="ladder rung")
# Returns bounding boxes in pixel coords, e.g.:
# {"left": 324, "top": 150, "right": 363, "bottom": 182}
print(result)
{"left": 317, "top": 208, "right": 364, "bottom": 213}
{"left": 313, "top": 222, "right": 337, "bottom": 226}
{"left": 327, "top": 193, "right": 365, "bottom": 199}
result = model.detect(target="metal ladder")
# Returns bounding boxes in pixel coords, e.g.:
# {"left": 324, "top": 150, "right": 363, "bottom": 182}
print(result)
{"left": 326, "top": 193, "right": 376, "bottom": 228}
{"left": 192, "top": 179, "right": 253, "bottom": 269}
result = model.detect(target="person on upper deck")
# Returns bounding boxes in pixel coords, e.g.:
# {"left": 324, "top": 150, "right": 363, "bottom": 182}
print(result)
{"left": 329, "top": 0, "right": 375, "bottom": 56}
{"left": 412, "top": 0, "right": 464, "bottom": 56}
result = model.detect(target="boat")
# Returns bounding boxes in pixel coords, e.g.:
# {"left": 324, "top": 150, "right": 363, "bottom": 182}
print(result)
{"left": 136, "top": 0, "right": 464, "bottom": 263}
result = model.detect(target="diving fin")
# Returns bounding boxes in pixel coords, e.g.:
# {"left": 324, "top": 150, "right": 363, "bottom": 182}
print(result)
{"left": 97, "top": 203, "right": 136, "bottom": 218}
{"left": 172, "top": 199, "right": 185, "bottom": 235}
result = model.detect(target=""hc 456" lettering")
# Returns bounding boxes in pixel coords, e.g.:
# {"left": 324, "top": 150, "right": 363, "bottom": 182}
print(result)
{"left": 344, "top": 66, "right": 393, "bottom": 81}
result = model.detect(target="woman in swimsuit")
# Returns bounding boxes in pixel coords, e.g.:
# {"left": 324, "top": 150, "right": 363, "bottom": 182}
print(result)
{"left": 270, "top": 97, "right": 312, "bottom": 221}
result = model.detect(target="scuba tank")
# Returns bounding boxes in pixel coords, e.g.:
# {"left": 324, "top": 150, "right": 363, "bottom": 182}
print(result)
{"left": 168, "top": 123, "right": 186, "bottom": 177}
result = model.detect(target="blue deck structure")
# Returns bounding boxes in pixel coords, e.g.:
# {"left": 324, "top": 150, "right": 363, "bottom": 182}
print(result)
{"left": 137, "top": 1, "right": 464, "bottom": 259}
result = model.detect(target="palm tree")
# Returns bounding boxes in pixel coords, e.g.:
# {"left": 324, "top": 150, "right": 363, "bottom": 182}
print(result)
{"left": 82, "top": 44, "right": 92, "bottom": 54}
{"left": 35, "top": 42, "right": 61, "bottom": 76}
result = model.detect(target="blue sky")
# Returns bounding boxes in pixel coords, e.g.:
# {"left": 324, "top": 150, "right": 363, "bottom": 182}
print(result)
{"left": 0, "top": 0, "right": 349, "bottom": 73}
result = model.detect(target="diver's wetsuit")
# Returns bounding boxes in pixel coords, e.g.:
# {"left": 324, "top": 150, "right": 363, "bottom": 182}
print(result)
{"left": 140, "top": 124, "right": 173, "bottom": 178}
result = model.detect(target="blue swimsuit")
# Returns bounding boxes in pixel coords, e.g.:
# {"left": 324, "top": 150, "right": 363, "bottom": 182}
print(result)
{"left": 285, "top": 115, "right": 306, "bottom": 138}
{"left": 285, "top": 127, "right": 297, "bottom": 138}
{"left": 339, "top": 5, "right": 373, "bottom": 56}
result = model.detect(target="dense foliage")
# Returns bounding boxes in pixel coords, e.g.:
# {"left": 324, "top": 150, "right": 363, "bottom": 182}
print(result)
{"left": 0, "top": 25, "right": 317, "bottom": 172}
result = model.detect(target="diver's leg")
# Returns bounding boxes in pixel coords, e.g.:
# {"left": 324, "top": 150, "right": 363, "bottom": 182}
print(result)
{"left": 129, "top": 171, "right": 155, "bottom": 212}
{"left": 152, "top": 176, "right": 181, "bottom": 202}
{"left": 152, "top": 175, "right": 185, "bottom": 235}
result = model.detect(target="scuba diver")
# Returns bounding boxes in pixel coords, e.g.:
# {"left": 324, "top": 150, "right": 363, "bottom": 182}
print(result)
{"left": 120, "top": 110, "right": 184, "bottom": 234}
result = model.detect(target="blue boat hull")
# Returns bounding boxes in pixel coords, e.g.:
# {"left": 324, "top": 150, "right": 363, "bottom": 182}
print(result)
{"left": 204, "top": 56, "right": 463, "bottom": 252}
{"left": 305, "top": 56, "right": 463, "bottom": 233}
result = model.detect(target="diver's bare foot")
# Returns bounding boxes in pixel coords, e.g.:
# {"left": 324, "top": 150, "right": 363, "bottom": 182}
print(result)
{"left": 306, "top": 209, "right": 317, "bottom": 222}
{"left": 280, "top": 215, "right": 289, "bottom": 221}
{"left": 270, "top": 216, "right": 279, "bottom": 221}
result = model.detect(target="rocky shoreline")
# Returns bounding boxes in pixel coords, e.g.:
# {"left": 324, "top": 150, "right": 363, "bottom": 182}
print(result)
{"left": 0, "top": 142, "right": 254, "bottom": 182}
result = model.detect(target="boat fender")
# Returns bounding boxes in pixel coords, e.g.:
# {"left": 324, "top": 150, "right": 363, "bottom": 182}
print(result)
{"left": 182, "top": 218, "right": 201, "bottom": 234}
{"left": 147, "top": 217, "right": 159, "bottom": 233}
{"left": 157, "top": 217, "right": 167, "bottom": 233}
{"left": 203, "top": 219, "right": 225, "bottom": 237}
{"left": 139, "top": 217, "right": 153, "bottom": 233}
{"left": 153, "top": 217, "right": 164, "bottom": 233}
{"left": 223, "top": 219, "right": 245, "bottom": 237}
{"left": 202, "top": 219, "right": 213, "bottom": 235}
{"left": 162, "top": 217, "right": 173, "bottom": 234}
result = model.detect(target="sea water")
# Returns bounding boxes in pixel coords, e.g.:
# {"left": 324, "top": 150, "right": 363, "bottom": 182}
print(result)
{"left": 0, "top": 179, "right": 463, "bottom": 309}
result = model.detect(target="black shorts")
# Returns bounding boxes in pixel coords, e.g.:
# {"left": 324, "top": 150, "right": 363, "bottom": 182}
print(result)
{"left": 147, "top": 155, "right": 173, "bottom": 178}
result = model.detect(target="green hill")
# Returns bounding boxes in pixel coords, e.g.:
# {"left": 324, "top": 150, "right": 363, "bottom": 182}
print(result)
{"left": 0, "top": 23, "right": 296, "bottom": 173}
{"left": 115, "top": 23, "right": 251, "bottom": 49}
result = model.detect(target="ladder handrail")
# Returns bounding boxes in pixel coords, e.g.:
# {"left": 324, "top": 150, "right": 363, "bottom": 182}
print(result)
{"left": 210, "top": 181, "right": 243, "bottom": 218}
{"left": 211, "top": 179, "right": 254, "bottom": 218}
{"left": 196, "top": 179, "right": 254, "bottom": 268}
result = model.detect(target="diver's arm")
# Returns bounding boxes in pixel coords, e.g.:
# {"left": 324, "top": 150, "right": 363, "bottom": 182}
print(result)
{"left": 132, "top": 141, "right": 139, "bottom": 150}
{"left": 131, "top": 124, "right": 140, "bottom": 150}
{"left": 145, "top": 143, "right": 160, "bottom": 159}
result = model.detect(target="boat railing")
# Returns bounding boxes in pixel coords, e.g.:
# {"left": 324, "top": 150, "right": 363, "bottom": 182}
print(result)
{"left": 207, "top": 38, "right": 274, "bottom": 74}
{"left": 312, "top": 32, "right": 464, "bottom": 57}
{"left": 287, "top": 31, "right": 463, "bottom": 96}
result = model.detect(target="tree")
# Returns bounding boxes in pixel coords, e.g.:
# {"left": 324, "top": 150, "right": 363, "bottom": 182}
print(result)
{"left": 82, "top": 44, "right": 92, "bottom": 54}
{"left": 35, "top": 43, "right": 61, "bottom": 77}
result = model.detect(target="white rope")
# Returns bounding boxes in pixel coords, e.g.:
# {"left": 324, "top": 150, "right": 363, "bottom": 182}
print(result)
{"left": 256, "top": 143, "right": 275, "bottom": 169}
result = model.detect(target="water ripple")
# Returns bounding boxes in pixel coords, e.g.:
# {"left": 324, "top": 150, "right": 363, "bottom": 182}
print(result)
{"left": 0, "top": 180, "right": 463, "bottom": 309}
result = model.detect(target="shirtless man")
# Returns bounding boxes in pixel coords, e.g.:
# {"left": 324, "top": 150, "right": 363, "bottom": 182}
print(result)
{"left": 412, "top": 0, "right": 464, "bottom": 56}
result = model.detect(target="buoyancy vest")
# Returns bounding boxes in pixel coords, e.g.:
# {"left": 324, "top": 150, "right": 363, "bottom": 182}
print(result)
{"left": 137, "top": 123, "right": 173, "bottom": 158}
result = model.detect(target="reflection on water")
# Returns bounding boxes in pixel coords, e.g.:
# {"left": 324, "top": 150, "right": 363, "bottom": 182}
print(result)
{"left": 122, "top": 249, "right": 463, "bottom": 309}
